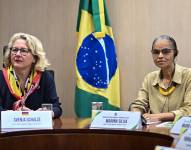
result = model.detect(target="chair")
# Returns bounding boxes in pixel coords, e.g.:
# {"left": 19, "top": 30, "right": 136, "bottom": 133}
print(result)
{"left": 2, "top": 45, "right": 8, "bottom": 68}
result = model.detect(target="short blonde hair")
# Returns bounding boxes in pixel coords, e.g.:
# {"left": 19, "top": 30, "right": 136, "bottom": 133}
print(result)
{"left": 4, "top": 33, "right": 50, "bottom": 71}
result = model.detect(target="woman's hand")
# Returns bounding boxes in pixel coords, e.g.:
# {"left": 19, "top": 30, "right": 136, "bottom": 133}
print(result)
{"left": 37, "top": 107, "right": 47, "bottom": 111}
{"left": 143, "top": 113, "right": 161, "bottom": 122}
{"left": 143, "top": 112, "right": 175, "bottom": 122}
{"left": 131, "top": 108, "right": 142, "bottom": 112}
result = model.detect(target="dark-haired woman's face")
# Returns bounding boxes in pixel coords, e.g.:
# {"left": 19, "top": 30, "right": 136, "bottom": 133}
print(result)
{"left": 151, "top": 39, "right": 175, "bottom": 69}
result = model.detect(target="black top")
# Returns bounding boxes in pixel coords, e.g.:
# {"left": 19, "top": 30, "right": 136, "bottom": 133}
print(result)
{"left": 0, "top": 70, "right": 62, "bottom": 118}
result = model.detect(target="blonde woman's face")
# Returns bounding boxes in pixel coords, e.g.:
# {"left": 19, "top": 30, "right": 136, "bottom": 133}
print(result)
{"left": 10, "top": 39, "right": 35, "bottom": 71}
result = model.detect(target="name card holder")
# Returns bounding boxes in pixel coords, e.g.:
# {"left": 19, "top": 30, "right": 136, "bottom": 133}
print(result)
{"left": 1, "top": 111, "right": 52, "bottom": 132}
{"left": 155, "top": 146, "right": 178, "bottom": 150}
{"left": 170, "top": 116, "right": 191, "bottom": 134}
{"left": 176, "top": 129, "right": 191, "bottom": 150}
{"left": 90, "top": 111, "right": 142, "bottom": 130}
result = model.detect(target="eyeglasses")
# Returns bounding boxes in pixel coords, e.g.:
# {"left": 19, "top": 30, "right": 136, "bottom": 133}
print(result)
{"left": 151, "top": 48, "right": 172, "bottom": 56}
{"left": 10, "top": 47, "right": 31, "bottom": 56}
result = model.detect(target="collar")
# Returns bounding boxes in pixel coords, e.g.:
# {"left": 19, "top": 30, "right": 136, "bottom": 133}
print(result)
{"left": 152, "top": 64, "right": 182, "bottom": 87}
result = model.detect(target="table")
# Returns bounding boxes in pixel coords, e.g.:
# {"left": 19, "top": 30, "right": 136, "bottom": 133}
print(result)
{"left": 0, "top": 117, "right": 175, "bottom": 150}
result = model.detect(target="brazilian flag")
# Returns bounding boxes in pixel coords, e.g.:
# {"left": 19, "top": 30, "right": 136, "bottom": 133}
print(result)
{"left": 75, "top": 0, "right": 120, "bottom": 118}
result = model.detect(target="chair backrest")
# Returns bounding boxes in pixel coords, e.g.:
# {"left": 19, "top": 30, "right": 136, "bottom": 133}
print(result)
{"left": 2, "top": 45, "right": 8, "bottom": 68}
{"left": 3, "top": 45, "right": 8, "bottom": 56}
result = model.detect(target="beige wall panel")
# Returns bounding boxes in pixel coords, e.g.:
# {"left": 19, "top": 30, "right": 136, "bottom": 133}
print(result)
{"left": 0, "top": 0, "right": 78, "bottom": 117}
{"left": 109, "top": 0, "right": 191, "bottom": 111}
{"left": 1, "top": 0, "right": 191, "bottom": 117}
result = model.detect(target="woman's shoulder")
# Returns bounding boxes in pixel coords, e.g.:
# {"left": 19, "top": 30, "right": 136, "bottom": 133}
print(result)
{"left": 0, "top": 69, "right": 7, "bottom": 88}
{"left": 176, "top": 64, "right": 191, "bottom": 75}
{"left": 40, "top": 70, "right": 55, "bottom": 83}
{"left": 41, "top": 70, "right": 54, "bottom": 78}
{"left": 0, "top": 69, "right": 4, "bottom": 79}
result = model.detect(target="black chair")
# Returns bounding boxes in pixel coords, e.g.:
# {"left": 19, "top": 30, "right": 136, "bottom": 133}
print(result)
{"left": 2, "top": 45, "right": 8, "bottom": 68}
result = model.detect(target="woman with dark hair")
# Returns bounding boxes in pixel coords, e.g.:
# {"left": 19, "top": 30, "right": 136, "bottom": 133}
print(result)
{"left": 130, "top": 35, "right": 191, "bottom": 122}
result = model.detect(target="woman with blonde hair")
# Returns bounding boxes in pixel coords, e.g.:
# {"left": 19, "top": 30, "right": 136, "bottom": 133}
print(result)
{"left": 0, "top": 33, "right": 62, "bottom": 118}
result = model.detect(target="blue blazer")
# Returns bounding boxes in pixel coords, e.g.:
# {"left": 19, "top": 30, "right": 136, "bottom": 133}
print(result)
{"left": 0, "top": 70, "right": 62, "bottom": 118}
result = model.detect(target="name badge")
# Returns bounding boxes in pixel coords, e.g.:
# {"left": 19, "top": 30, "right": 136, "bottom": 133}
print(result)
{"left": 155, "top": 146, "right": 178, "bottom": 150}
{"left": 176, "top": 129, "right": 191, "bottom": 150}
{"left": 170, "top": 116, "right": 191, "bottom": 134}
{"left": 90, "top": 111, "right": 142, "bottom": 130}
{"left": 1, "top": 111, "right": 52, "bottom": 132}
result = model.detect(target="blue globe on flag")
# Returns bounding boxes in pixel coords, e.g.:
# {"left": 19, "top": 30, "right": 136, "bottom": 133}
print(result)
{"left": 76, "top": 33, "right": 117, "bottom": 89}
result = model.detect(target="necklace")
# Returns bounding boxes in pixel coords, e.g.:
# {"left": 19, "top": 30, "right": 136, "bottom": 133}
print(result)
{"left": 159, "top": 66, "right": 176, "bottom": 96}
{"left": 159, "top": 85, "right": 176, "bottom": 96}
{"left": 159, "top": 79, "right": 176, "bottom": 96}
{"left": 13, "top": 69, "right": 31, "bottom": 95}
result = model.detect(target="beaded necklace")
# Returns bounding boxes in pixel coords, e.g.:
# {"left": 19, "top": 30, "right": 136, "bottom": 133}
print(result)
{"left": 159, "top": 84, "right": 176, "bottom": 96}
{"left": 159, "top": 68, "right": 176, "bottom": 96}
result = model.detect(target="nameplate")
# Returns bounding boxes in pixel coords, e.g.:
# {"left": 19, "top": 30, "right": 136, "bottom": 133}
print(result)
{"left": 176, "top": 129, "right": 191, "bottom": 150}
{"left": 90, "top": 111, "right": 142, "bottom": 130}
{"left": 170, "top": 116, "right": 191, "bottom": 134}
{"left": 155, "top": 146, "right": 178, "bottom": 150}
{"left": 1, "top": 111, "right": 52, "bottom": 132}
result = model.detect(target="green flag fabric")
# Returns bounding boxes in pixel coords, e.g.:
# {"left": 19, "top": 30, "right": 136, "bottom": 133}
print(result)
{"left": 75, "top": 0, "right": 120, "bottom": 118}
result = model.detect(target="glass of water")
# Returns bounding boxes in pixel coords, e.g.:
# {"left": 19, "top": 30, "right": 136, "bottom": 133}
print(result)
{"left": 91, "top": 102, "right": 103, "bottom": 119}
{"left": 41, "top": 103, "right": 53, "bottom": 111}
